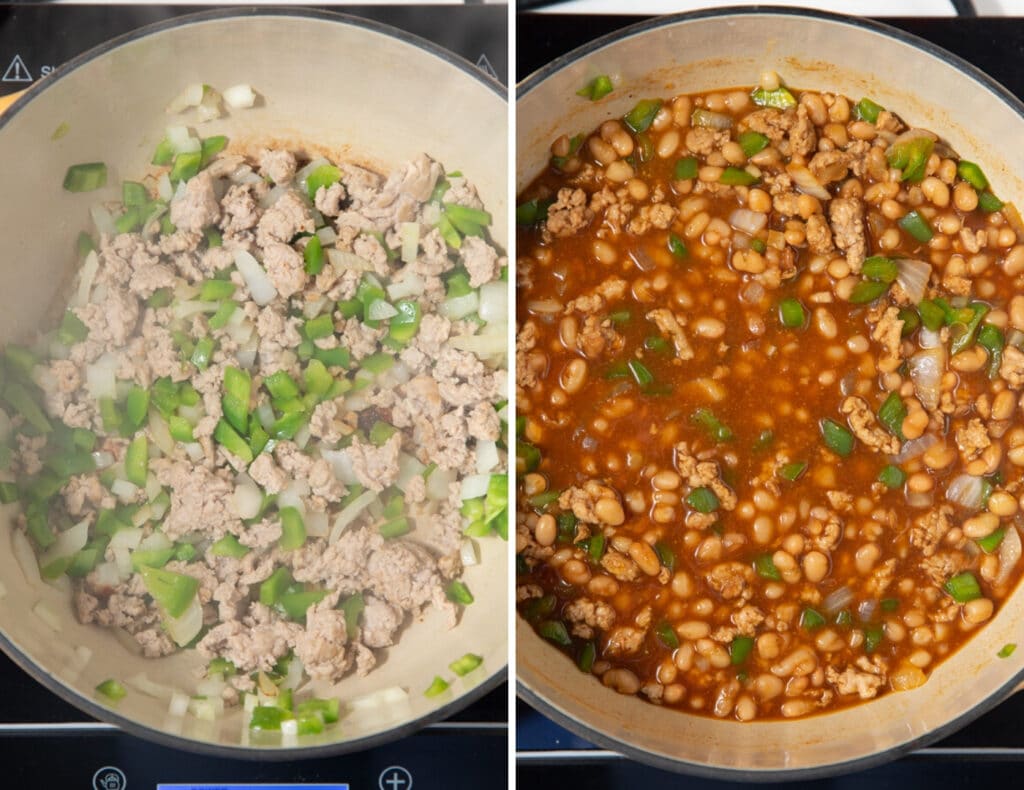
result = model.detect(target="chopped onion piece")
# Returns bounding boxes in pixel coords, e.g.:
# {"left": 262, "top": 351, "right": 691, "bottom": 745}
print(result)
{"left": 822, "top": 586, "right": 854, "bottom": 615}
{"left": 168, "top": 690, "right": 190, "bottom": 718}
{"left": 476, "top": 440, "right": 499, "bottom": 474}
{"left": 157, "top": 172, "right": 174, "bottom": 201}
{"left": 305, "top": 510, "right": 329, "bottom": 538}
{"left": 85, "top": 352, "right": 118, "bottom": 401}
{"left": 386, "top": 273, "right": 425, "bottom": 301}
{"left": 786, "top": 163, "right": 831, "bottom": 201}
{"left": 478, "top": 281, "right": 507, "bottom": 324}
{"left": 165, "top": 596, "right": 203, "bottom": 647}
{"left": 13, "top": 529, "right": 41, "bottom": 586}
{"left": 857, "top": 599, "right": 877, "bottom": 623}
{"left": 919, "top": 326, "right": 942, "bottom": 349}
{"left": 460, "top": 538, "right": 480, "bottom": 567}
{"left": 110, "top": 479, "right": 139, "bottom": 501}
{"left": 367, "top": 299, "right": 398, "bottom": 321}
{"left": 32, "top": 601, "right": 61, "bottom": 632}
{"left": 316, "top": 226, "right": 338, "bottom": 246}
{"left": 183, "top": 442, "right": 204, "bottom": 462}
{"left": 399, "top": 222, "right": 420, "bottom": 264}
{"left": 165, "top": 124, "right": 200, "bottom": 154}
{"left": 128, "top": 672, "right": 175, "bottom": 700}
{"left": 189, "top": 696, "right": 224, "bottom": 721}
{"left": 196, "top": 88, "right": 222, "bottom": 123}
{"left": 326, "top": 248, "right": 375, "bottom": 272}
{"left": 427, "top": 466, "right": 456, "bottom": 501}
{"left": 166, "top": 84, "right": 205, "bottom": 114}
{"left": 692, "top": 109, "right": 732, "bottom": 130}
{"left": 728, "top": 208, "right": 768, "bottom": 236}
{"left": 946, "top": 474, "right": 985, "bottom": 510}
{"left": 892, "top": 433, "right": 938, "bottom": 463}
{"left": 40, "top": 519, "right": 89, "bottom": 568}
{"left": 233, "top": 483, "right": 263, "bottom": 520}
{"left": 460, "top": 474, "right": 491, "bottom": 501}
{"left": 278, "top": 480, "right": 310, "bottom": 515}
{"left": 329, "top": 490, "right": 378, "bottom": 544}
{"left": 348, "top": 685, "right": 409, "bottom": 711}
{"left": 996, "top": 524, "right": 1022, "bottom": 586}
{"left": 449, "top": 329, "right": 507, "bottom": 358}
{"left": 896, "top": 258, "right": 931, "bottom": 305}
{"left": 396, "top": 453, "right": 426, "bottom": 492}
{"left": 223, "top": 83, "right": 257, "bottom": 109}
{"left": 322, "top": 449, "right": 358, "bottom": 486}
{"left": 440, "top": 292, "right": 480, "bottom": 320}
{"left": 259, "top": 184, "right": 287, "bottom": 210}
{"left": 91, "top": 561, "right": 120, "bottom": 590}
{"left": 908, "top": 346, "right": 946, "bottom": 410}
{"left": 138, "top": 531, "right": 172, "bottom": 553}
{"left": 234, "top": 249, "right": 277, "bottom": 305}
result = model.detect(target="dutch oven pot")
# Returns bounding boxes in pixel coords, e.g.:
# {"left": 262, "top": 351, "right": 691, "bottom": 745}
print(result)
{"left": 517, "top": 7, "right": 1024, "bottom": 780}
{"left": 0, "top": 8, "right": 507, "bottom": 757}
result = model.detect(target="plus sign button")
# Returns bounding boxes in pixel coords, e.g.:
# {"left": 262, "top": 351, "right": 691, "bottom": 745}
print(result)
{"left": 379, "top": 765, "right": 413, "bottom": 790}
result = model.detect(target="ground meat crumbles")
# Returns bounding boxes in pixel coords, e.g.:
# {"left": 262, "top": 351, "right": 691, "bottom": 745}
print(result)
{"left": 0, "top": 128, "right": 507, "bottom": 711}
{"left": 516, "top": 74, "right": 1024, "bottom": 721}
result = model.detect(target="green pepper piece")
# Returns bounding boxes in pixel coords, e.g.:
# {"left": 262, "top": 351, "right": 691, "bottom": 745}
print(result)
{"left": 340, "top": 593, "right": 364, "bottom": 635}
{"left": 576, "top": 75, "right": 613, "bottom": 101}
{"left": 978, "top": 324, "right": 1005, "bottom": 378}
{"left": 280, "top": 589, "right": 329, "bottom": 621}
{"left": 878, "top": 464, "right": 907, "bottom": 489}
{"left": 125, "top": 435, "right": 148, "bottom": 487}
{"left": 151, "top": 139, "right": 175, "bottom": 166}
{"left": 821, "top": 418, "right": 855, "bottom": 457}
{"left": 63, "top": 162, "right": 107, "bottom": 193}
{"left": 778, "top": 297, "right": 806, "bottom": 328}
{"left": 623, "top": 99, "right": 662, "bottom": 134}
{"left": 449, "top": 652, "right": 484, "bottom": 676}
{"left": 674, "top": 156, "right": 698, "bottom": 180}
{"left": 730, "top": 636, "right": 754, "bottom": 665}
{"left": 754, "top": 553, "right": 781, "bottom": 581}
{"left": 210, "top": 534, "right": 249, "bottom": 559}
{"left": 259, "top": 567, "right": 293, "bottom": 607}
{"left": 303, "top": 235, "right": 324, "bottom": 275}
{"left": 296, "top": 697, "right": 340, "bottom": 724}
{"left": 305, "top": 164, "right": 341, "bottom": 200}
{"left": 389, "top": 300, "right": 422, "bottom": 344}
{"left": 130, "top": 547, "right": 175, "bottom": 572}
{"left": 249, "top": 705, "right": 288, "bottom": 731}
{"left": 58, "top": 310, "right": 89, "bottom": 345}
{"left": 169, "top": 151, "right": 202, "bottom": 183}
{"left": 855, "top": 97, "right": 884, "bottom": 123}
{"left": 877, "top": 392, "right": 907, "bottom": 441}
{"left": 213, "top": 419, "right": 254, "bottom": 463}
{"left": 139, "top": 566, "right": 198, "bottom": 617}
{"left": 270, "top": 412, "right": 307, "bottom": 441}
{"left": 898, "top": 210, "right": 934, "bottom": 243}
{"left": 221, "top": 366, "right": 251, "bottom": 436}
{"left": 3, "top": 382, "right": 51, "bottom": 433}
{"left": 279, "top": 507, "right": 306, "bottom": 551}
{"left": 957, "top": 160, "right": 989, "bottom": 190}
{"left": 445, "top": 579, "right": 474, "bottom": 605}
{"left": 738, "top": 131, "right": 769, "bottom": 158}
{"left": 887, "top": 136, "right": 934, "bottom": 182}
{"left": 200, "top": 135, "right": 227, "bottom": 167}
{"left": 95, "top": 679, "right": 127, "bottom": 702}
{"left": 424, "top": 676, "right": 450, "bottom": 698}
{"left": 978, "top": 191, "right": 1005, "bottom": 213}
{"left": 944, "top": 571, "right": 982, "bottom": 603}
{"left": 207, "top": 301, "right": 237, "bottom": 330}
{"left": 750, "top": 86, "right": 797, "bottom": 109}
{"left": 719, "top": 167, "right": 759, "bottom": 186}
{"left": 668, "top": 234, "right": 688, "bottom": 259}
{"left": 190, "top": 337, "right": 215, "bottom": 371}
{"left": 686, "top": 486, "right": 720, "bottom": 513}
{"left": 199, "top": 279, "right": 236, "bottom": 301}
{"left": 801, "top": 608, "right": 826, "bottom": 630}
{"left": 779, "top": 461, "right": 808, "bottom": 482}
{"left": 848, "top": 280, "right": 889, "bottom": 304}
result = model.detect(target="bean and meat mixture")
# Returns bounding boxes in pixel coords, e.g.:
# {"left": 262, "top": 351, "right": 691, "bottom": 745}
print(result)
{"left": 0, "top": 120, "right": 507, "bottom": 725}
{"left": 516, "top": 73, "right": 1024, "bottom": 721}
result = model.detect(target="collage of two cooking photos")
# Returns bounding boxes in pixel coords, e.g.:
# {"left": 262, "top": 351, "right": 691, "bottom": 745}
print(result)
{"left": 1, "top": 0, "right": 1024, "bottom": 787}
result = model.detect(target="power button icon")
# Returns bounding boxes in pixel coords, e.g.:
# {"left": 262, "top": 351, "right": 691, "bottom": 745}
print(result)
{"left": 93, "top": 766, "right": 127, "bottom": 790}
{"left": 379, "top": 765, "right": 413, "bottom": 790}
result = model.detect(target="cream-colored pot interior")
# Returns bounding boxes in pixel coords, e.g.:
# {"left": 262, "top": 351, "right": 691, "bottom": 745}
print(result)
{"left": 517, "top": 9, "right": 1024, "bottom": 778}
{"left": 0, "top": 10, "right": 507, "bottom": 754}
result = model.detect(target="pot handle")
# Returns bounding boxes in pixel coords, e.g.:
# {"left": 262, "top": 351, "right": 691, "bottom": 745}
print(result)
{"left": 0, "top": 90, "right": 25, "bottom": 115}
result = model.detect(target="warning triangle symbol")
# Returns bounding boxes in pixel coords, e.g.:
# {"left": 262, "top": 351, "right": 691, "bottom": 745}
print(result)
{"left": 2, "top": 55, "right": 32, "bottom": 83}
{"left": 475, "top": 53, "right": 498, "bottom": 81}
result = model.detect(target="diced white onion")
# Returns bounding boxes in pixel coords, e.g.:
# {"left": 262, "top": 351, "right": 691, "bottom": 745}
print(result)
{"left": 386, "top": 273, "right": 424, "bottom": 301}
{"left": 85, "top": 352, "right": 118, "bottom": 400}
{"left": 786, "top": 164, "right": 832, "bottom": 201}
{"left": 691, "top": 109, "right": 732, "bottom": 130}
{"left": 168, "top": 690, "right": 190, "bottom": 717}
{"left": 13, "top": 529, "right": 41, "bottom": 586}
{"left": 367, "top": 299, "right": 398, "bottom": 321}
{"left": 189, "top": 696, "right": 224, "bottom": 721}
{"left": 395, "top": 453, "right": 426, "bottom": 492}
{"left": 157, "top": 172, "right": 174, "bottom": 201}
{"left": 475, "top": 440, "right": 499, "bottom": 474}
{"left": 184, "top": 442, "right": 204, "bottom": 462}
{"left": 348, "top": 685, "right": 409, "bottom": 710}
{"left": 996, "top": 524, "right": 1022, "bottom": 586}
{"left": 90, "top": 206, "right": 116, "bottom": 238}
{"left": 728, "top": 208, "right": 768, "bottom": 236}
{"left": 399, "top": 222, "right": 420, "bottom": 264}
{"left": 427, "top": 467, "right": 456, "bottom": 501}
{"left": 132, "top": 504, "right": 152, "bottom": 527}
{"left": 138, "top": 531, "right": 172, "bottom": 553}
{"left": 110, "top": 527, "right": 144, "bottom": 551}
{"left": 193, "top": 674, "right": 225, "bottom": 698}
{"left": 233, "top": 483, "right": 263, "bottom": 520}
{"left": 857, "top": 599, "right": 877, "bottom": 623}
{"left": 322, "top": 449, "right": 359, "bottom": 486}
{"left": 946, "top": 474, "right": 986, "bottom": 510}
{"left": 111, "top": 479, "right": 139, "bottom": 501}
{"left": 166, "top": 84, "right": 205, "bottom": 114}
{"left": 325, "top": 248, "right": 375, "bottom": 272}
{"left": 460, "top": 474, "right": 490, "bottom": 501}
{"left": 294, "top": 423, "right": 312, "bottom": 451}
{"left": 39, "top": 519, "right": 89, "bottom": 569}
{"left": 173, "top": 300, "right": 218, "bottom": 320}
{"left": 892, "top": 433, "right": 939, "bottom": 464}
{"left": 32, "top": 601, "right": 62, "bottom": 632}
{"left": 441, "top": 292, "right": 480, "bottom": 321}
{"left": 278, "top": 480, "right": 310, "bottom": 515}
{"left": 148, "top": 413, "right": 175, "bottom": 456}
{"left": 822, "top": 585, "right": 854, "bottom": 615}
{"left": 919, "top": 326, "right": 943, "bottom": 349}
{"left": 91, "top": 561, "right": 120, "bottom": 590}
{"left": 166, "top": 124, "right": 200, "bottom": 154}
{"left": 165, "top": 596, "right": 204, "bottom": 647}
{"left": 896, "top": 258, "right": 931, "bottom": 305}
{"left": 224, "top": 83, "right": 257, "bottom": 109}
{"left": 196, "top": 88, "right": 223, "bottom": 123}
{"left": 449, "top": 328, "right": 507, "bottom": 359}
{"left": 478, "top": 281, "right": 507, "bottom": 324}
{"left": 908, "top": 346, "right": 946, "bottom": 410}
{"left": 305, "top": 510, "right": 329, "bottom": 538}
{"left": 112, "top": 546, "right": 132, "bottom": 578}
{"left": 234, "top": 249, "right": 277, "bottom": 306}
{"left": 329, "top": 489, "right": 377, "bottom": 544}
{"left": 460, "top": 537, "right": 480, "bottom": 568}
{"left": 127, "top": 672, "right": 175, "bottom": 700}
{"left": 259, "top": 184, "right": 287, "bottom": 210}
{"left": 315, "top": 227, "right": 337, "bottom": 247}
